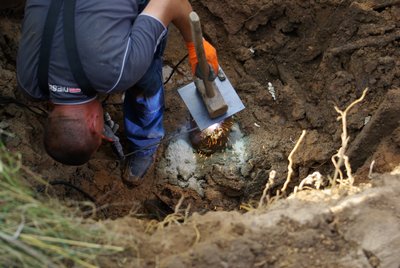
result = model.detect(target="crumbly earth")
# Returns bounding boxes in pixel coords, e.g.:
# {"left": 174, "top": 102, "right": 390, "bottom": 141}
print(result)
{"left": 1, "top": 0, "right": 400, "bottom": 267}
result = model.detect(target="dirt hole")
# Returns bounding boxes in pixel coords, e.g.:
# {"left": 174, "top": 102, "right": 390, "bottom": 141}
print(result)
{"left": 1, "top": 0, "right": 400, "bottom": 220}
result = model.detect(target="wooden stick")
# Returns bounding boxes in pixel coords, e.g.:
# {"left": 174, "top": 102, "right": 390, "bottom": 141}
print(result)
{"left": 189, "top": 11, "right": 215, "bottom": 98}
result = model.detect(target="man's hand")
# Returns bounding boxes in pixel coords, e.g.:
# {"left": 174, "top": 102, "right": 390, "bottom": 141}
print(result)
{"left": 143, "top": 0, "right": 219, "bottom": 78}
{"left": 186, "top": 40, "right": 219, "bottom": 79}
{"left": 102, "top": 112, "right": 119, "bottom": 142}
{"left": 102, "top": 112, "right": 125, "bottom": 160}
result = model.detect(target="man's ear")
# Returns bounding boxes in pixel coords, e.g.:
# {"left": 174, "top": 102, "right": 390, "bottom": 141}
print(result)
{"left": 90, "top": 112, "right": 105, "bottom": 140}
{"left": 88, "top": 119, "right": 96, "bottom": 135}
{"left": 88, "top": 113, "right": 100, "bottom": 136}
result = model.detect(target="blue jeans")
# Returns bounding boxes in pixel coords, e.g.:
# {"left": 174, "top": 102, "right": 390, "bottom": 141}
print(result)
{"left": 123, "top": 31, "right": 167, "bottom": 157}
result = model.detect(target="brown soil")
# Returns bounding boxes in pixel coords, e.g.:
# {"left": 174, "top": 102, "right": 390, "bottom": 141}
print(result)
{"left": 1, "top": 0, "right": 400, "bottom": 267}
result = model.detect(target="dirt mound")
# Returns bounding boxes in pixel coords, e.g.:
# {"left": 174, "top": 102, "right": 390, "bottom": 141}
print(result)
{"left": 1, "top": 0, "right": 400, "bottom": 266}
{"left": 102, "top": 174, "right": 400, "bottom": 268}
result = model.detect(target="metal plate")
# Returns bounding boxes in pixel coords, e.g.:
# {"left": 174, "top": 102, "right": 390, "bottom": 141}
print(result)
{"left": 178, "top": 69, "right": 245, "bottom": 130}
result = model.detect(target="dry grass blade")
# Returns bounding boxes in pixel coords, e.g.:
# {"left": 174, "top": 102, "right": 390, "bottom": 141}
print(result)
{"left": 0, "top": 231, "right": 57, "bottom": 268}
{"left": 20, "top": 234, "right": 124, "bottom": 251}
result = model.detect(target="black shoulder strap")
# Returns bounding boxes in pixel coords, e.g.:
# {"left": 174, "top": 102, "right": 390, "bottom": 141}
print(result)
{"left": 63, "top": 0, "right": 96, "bottom": 97}
{"left": 37, "top": 0, "right": 96, "bottom": 97}
{"left": 37, "top": 0, "right": 63, "bottom": 94}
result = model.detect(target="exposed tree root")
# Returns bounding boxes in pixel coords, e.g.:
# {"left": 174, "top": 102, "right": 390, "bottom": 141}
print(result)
{"left": 327, "top": 31, "right": 400, "bottom": 56}
{"left": 279, "top": 130, "right": 307, "bottom": 195}
{"left": 331, "top": 88, "right": 368, "bottom": 185}
{"left": 368, "top": 0, "right": 400, "bottom": 10}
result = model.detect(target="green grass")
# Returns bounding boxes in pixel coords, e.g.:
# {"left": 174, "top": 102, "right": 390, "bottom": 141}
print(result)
{"left": 0, "top": 144, "right": 124, "bottom": 268}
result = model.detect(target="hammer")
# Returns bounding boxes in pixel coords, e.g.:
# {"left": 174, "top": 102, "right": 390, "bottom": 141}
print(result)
{"left": 189, "top": 11, "right": 228, "bottom": 119}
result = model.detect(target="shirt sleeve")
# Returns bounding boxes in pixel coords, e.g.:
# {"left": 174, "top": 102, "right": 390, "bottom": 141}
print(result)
{"left": 103, "top": 13, "right": 168, "bottom": 94}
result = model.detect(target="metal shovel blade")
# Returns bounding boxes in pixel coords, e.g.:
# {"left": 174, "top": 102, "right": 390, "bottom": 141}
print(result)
{"left": 178, "top": 69, "right": 245, "bottom": 131}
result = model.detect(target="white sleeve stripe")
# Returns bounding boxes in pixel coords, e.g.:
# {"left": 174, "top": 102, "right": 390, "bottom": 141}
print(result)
{"left": 139, "top": 13, "right": 167, "bottom": 29}
{"left": 105, "top": 38, "right": 131, "bottom": 93}
{"left": 154, "top": 28, "right": 168, "bottom": 53}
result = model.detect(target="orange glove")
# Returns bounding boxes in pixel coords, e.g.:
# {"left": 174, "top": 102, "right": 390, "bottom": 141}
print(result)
{"left": 186, "top": 40, "right": 219, "bottom": 79}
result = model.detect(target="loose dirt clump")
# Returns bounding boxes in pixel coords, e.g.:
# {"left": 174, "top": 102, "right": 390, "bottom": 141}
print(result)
{"left": 1, "top": 0, "right": 400, "bottom": 267}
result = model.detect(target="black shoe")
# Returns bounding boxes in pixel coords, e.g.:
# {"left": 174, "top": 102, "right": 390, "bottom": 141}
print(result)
{"left": 122, "top": 154, "right": 155, "bottom": 187}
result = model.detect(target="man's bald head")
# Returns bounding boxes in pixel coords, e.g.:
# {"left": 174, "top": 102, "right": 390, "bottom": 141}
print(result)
{"left": 44, "top": 100, "right": 104, "bottom": 165}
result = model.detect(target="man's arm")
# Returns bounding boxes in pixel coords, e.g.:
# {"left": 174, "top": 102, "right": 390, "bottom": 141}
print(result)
{"left": 142, "top": 0, "right": 193, "bottom": 42}
{"left": 142, "top": 0, "right": 219, "bottom": 75}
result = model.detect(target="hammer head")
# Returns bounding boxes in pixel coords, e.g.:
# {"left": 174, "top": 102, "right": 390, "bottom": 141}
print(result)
{"left": 178, "top": 68, "right": 245, "bottom": 131}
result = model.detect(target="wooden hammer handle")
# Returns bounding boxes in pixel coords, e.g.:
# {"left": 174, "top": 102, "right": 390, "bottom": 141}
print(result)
{"left": 189, "top": 11, "right": 215, "bottom": 98}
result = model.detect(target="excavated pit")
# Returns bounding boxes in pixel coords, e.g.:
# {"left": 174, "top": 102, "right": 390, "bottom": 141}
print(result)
{"left": 1, "top": 0, "right": 400, "bottom": 219}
